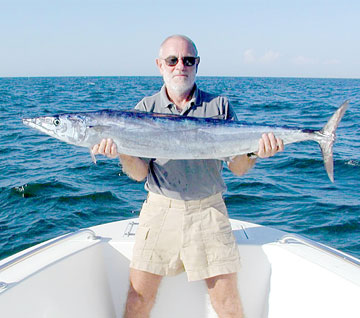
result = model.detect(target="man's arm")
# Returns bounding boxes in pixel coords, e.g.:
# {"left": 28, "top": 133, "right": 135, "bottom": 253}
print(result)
{"left": 228, "top": 133, "right": 284, "bottom": 176}
{"left": 92, "top": 138, "right": 149, "bottom": 182}
{"left": 119, "top": 154, "right": 149, "bottom": 181}
{"left": 228, "top": 154, "right": 257, "bottom": 176}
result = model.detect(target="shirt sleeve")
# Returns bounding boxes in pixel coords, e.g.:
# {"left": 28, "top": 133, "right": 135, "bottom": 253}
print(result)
{"left": 134, "top": 98, "right": 146, "bottom": 111}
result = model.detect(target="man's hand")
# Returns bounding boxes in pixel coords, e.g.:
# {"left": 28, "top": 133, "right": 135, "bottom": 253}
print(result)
{"left": 92, "top": 138, "right": 119, "bottom": 159}
{"left": 256, "top": 133, "right": 284, "bottom": 158}
{"left": 92, "top": 138, "right": 149, "bottom": 181}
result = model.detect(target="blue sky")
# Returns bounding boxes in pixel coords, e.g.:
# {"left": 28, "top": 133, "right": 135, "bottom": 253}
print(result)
{"left": 1, "top": 0, "right": 359, "bottom": 78}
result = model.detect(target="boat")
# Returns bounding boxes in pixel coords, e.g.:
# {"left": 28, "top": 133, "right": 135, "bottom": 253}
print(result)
{"left": 0, "top": 217, "right": 359, "bottom": 318}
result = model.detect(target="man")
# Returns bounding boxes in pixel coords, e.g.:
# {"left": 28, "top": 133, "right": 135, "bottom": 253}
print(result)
{"left": 92, "top": 35, "right": 284, "bottom": 318}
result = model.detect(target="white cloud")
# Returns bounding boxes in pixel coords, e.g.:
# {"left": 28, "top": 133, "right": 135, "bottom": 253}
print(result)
{"left": 243, "top": 49, "right": 280, "bottom": 64}
{"left": 260, "top": 50, "right": 280, "bottom": 63}
{"left": 243, "top": 49, "right": 256, "bottom": 64}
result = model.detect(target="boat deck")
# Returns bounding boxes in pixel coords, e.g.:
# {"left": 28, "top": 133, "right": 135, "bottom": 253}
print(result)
{"left": 1, "top": 218, "right": 359, "bottom": 318}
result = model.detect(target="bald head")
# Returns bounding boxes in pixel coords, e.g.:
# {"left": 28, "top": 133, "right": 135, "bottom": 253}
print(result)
{"left": 159, "top": 35, "right": 198, "bottom": 58}
{"left": 156, "top": 35, "right": 200, "bottom": 97}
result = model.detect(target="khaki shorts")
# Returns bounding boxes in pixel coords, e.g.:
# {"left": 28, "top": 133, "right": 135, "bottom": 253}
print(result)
{"left": 130, "top": 192, "right": 241, "bottom": 281}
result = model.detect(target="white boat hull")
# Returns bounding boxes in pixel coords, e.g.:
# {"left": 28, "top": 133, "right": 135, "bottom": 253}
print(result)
{"left": 1, "top": 218, "right": 359, "bottom": 318}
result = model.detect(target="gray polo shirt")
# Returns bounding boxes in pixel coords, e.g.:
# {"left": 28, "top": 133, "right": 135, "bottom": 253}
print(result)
{"left": 135, "top": 84, "right": 238, "bottom": 200}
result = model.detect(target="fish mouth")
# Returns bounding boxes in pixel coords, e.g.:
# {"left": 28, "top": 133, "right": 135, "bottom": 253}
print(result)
{"left": 22, "top": 117, "right": 54, "bottom": 135}
{"left": 23, "top": 118, "right": 38, "bottom": 129}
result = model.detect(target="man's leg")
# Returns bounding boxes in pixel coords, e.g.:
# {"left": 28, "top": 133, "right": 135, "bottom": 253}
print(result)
{"left": 124, "top": 268, "right": 162, "bottom": 318}
{"left": 206, "top": 273, "right": 244, "bottom": 318}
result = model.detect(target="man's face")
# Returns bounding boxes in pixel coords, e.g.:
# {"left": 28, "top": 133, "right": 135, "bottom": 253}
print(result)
{"left": 157, "top": 38, "right": 199, "bottom": 95}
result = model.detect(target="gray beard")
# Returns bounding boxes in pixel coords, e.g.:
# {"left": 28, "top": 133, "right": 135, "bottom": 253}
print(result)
{"left": 167, "top": 81, "right": 194, "bottom": 96}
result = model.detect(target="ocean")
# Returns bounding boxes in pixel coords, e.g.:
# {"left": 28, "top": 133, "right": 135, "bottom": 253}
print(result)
{"left": 0, "top": 76, "right": 359, "bottom": 261}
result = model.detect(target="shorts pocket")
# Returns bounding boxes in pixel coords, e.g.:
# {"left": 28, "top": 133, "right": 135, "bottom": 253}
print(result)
{"left": 207, "top": 230, "right": 239, "bottom": 263}
{"left": 136, "top": 226, "right": 150, "bottom": 241}
{"left": 133, "top": 226, "right": 151, "bottom": 260}
{"left": 215, "top": 230, "right": 235, "bottom": 244}
{"left": 139, "top": 203, "right": 166, "bottom": 227}
{"left": 202, "top": 205, "right": 231, "bottom": 234}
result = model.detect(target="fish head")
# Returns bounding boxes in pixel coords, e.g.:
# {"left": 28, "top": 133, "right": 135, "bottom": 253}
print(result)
{"left": 23, "top": 114, "right": 88, "bottom": 146}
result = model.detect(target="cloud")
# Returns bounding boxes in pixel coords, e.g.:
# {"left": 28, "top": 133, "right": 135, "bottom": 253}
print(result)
{"left": 260, "top": 50, "right": 280, "bottom": 63}
{"left": 243, "top": 49, "right": 256, "bottom": 64}
{"left": 243, "top": 49, "right": 280, "bottom": 64}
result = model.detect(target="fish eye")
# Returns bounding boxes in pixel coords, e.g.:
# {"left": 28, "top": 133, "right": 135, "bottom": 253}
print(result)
{"left": 53, "top": 118, "right": 61, "bottom": 126}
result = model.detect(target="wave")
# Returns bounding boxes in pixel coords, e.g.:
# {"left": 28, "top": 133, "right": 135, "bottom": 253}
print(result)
{"left": 10, "top": 180, "right": 77, "bottom": 198}
{"left": 346, "top": 160, "right": 360, "bottom": 167}
{"left": 57, "top": 191, "right": 120, "bottom": 204}
{"left": 300, "top": 217, "right": 360, "bottom": 258}
{"left": 304, "top": 219, "right": 360, "bottom": 234}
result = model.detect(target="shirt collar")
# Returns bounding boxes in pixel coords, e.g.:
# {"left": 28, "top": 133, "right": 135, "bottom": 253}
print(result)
{"left": 160, "top": 84, "right": 200, "bottom": 109}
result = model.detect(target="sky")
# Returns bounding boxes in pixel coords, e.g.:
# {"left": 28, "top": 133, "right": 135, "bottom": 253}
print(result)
{"left": 1, "top": 0, "right": 359, "bottom": 78}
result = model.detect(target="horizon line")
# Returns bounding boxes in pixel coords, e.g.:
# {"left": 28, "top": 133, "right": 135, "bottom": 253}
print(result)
{"left": 1, "top": 75, "right": 359, "bottom": 80}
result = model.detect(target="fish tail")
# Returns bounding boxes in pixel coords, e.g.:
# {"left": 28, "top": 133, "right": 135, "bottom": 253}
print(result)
{"left": 318, "top": 100, "right": 349, "bottom": 182}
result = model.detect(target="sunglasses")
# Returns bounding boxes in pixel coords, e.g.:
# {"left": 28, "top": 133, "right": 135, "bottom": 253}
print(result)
{"left": 163, "top": 56, "right": 199, "bottom": 67}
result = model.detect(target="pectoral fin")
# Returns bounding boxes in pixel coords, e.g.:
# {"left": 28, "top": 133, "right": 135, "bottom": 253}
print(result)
{"left": 89, "top": 148, "right": 97, "bottom": 164}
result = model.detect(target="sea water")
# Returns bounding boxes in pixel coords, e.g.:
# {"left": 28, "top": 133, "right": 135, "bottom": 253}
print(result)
{"left": 0, "top": 76, "right": 359, "bottom": 261}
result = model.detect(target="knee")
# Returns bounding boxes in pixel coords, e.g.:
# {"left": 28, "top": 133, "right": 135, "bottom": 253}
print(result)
{"left": 206, "top": 273, "right": 244, "bottom": 317}
{"left": 126, "top": 285, "right": 156, "bottom": 313}
{"left": 211, "top": 295, "right": 243, "bottom": 317}
{"left": 125, "top": 269, "right": 162, "bottom": 317}
{"left": 127, "top": 287, "right": 149, "bottom": 308}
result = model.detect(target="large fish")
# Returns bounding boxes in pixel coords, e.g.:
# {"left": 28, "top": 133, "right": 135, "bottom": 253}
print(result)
{"left": 23, "top": 101, "right": 349, "bottom": 182}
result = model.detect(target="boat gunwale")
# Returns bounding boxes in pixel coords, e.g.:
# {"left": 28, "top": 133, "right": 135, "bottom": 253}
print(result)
{"left": 0, "top": 229, "right": 98, "bottom": 273}
{"left": 278, "top": 234, "right": 360, "bottom": 268}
